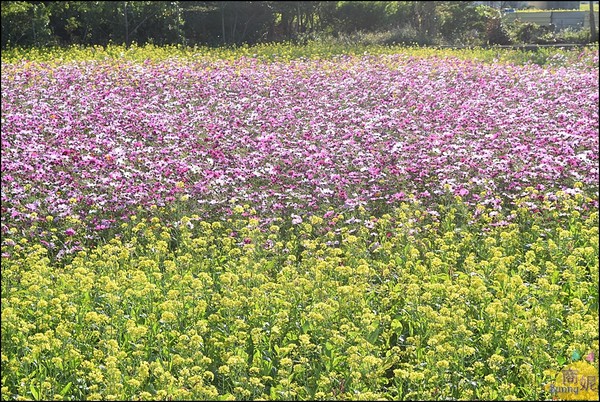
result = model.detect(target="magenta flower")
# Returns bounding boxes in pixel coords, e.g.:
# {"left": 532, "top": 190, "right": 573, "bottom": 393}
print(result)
{"left": 456, "top": 188, "right": 469, "bottom": 197}
{"left": 1, "top": 51, "right": 597, "bottom": 242}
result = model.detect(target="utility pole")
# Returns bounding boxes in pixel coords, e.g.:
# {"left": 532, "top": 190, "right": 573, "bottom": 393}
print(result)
{"left": 221, "top": 2, "right": 226, "bottom": 45}
{"left": 124, "top": 1, "right": 130, "bottom": 48}
{"left": 32, "top": 4, "right": 37, "bottom": 45}
{"left": 589, "top": 1, "right": 597, "bottom": 42}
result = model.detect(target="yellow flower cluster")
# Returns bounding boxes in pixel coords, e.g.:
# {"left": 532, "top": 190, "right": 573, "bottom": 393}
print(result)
{"left": 1, "top": 192, "right": 598, "bottom": 400}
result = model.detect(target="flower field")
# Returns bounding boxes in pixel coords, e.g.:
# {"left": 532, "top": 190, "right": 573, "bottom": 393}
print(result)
{"left": 1, "top": 44, "right": 599, "bottom": 400}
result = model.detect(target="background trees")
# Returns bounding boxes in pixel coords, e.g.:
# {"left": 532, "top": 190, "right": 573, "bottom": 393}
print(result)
{"left": 1, "top": 1, "right": 597, "bottom": 49}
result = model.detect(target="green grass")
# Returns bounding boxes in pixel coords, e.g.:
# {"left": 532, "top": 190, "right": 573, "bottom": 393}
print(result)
{"left": 512, "top": 5, "right": 598, "bottom": 11}
{"left": 580, "top": 3, "right": 600, "bottom": 12}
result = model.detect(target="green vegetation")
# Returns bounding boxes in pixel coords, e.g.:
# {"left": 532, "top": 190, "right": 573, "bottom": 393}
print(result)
{"left": 1, "top": 33, "right": 598, "bottom": 402}
{"left": 2, "top": 192, "right": 598, "bottom": 400}
{"left": 1, "top": 1, "right": 597, "bottom": 50}
{"left": 579, "top": 3, "right": 599, "bottom": 11}
{"left": 2, "top": 42, "right": 598, "bottom": 67}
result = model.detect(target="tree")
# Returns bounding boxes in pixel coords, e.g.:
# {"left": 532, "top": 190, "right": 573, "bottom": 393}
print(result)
{"left": 412, "top": 1, "right": 438, "bottom": 39}
{"left": 335, "top": 1, "right": 390, "bottom": 33}
{"left": 1, "top": 1, "right": 53, "bottom": 47}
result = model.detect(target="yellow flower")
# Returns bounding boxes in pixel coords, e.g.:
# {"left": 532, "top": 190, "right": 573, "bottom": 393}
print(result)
{"left": 488, "top": 354, "right": 505, "bottom": 371}
{"left": 280, "top": 358, "right": 293, "bottom": 368}
{"left": 436, "top": 360, "right": 450, "bottom": 370}
{"left": 160, "top": 311, "right": 177, "bottom": 323}
{"left": 203, "top": 371, "right": 215, "bottom": 382}
{"left": 127, "top": 378, "right": 141, "bottom": 388}
{"left": 408, "top": 371, "right": 425, "bottom": 381}
{"left": 484, "top": 374, "right": 497, "bottom": 384}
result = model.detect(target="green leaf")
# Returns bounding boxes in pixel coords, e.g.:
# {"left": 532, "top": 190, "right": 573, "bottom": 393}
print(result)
{"left": 551, "top": 270, "right": 560, "bottom": 284}
{"left": 59, "top": 382, "right": 72, "bottom": 397}
{"left": 366, "top": 323, "right": 382, "bottom": 345}
{"left": 407, "top": 321, "right": 414, "bottom": 336}
{"left": 30, "top": 383, "right": 39, "bottom": 401}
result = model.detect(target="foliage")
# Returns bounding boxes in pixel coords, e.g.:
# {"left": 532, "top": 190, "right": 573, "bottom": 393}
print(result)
{"left": 3, "top": 1, "right": 596, "bottom": 49}
{"left": 437, "top": 2, "right": 487, "bottom": 45}
{"left": 553, "top": 27, "right": 597, "bottom": 44}
{"left": 1, "top": 194, "right": 598, "bottom": 400}
{"left": 1, "top": 1, "right": 54, "bottom": 47}
{"left": 334, "top": 1, "right": 390, "bottom": 34}
{"left": 509, "top": 21, "right": 595, "bottom": 45}
{"left": 510, "top": 21, "right": 554, "bottom": 44}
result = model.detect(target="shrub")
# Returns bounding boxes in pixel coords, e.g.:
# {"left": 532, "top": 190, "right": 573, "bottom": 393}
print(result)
{"left": 510, "top": 21, "right": 555, "bottom": 44}
{"left": 438, "top": 2, "right": 489, "bottom": 46}
{"left": 486, "top": 16, "right": 513, "bottom": 45}
{"left": 554, "top": 27, "right": 595, "bottom": 44}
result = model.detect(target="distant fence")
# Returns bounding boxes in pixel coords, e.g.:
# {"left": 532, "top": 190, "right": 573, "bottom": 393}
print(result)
{"left": 503, "top": 11, "right": 599, "bottom": 30}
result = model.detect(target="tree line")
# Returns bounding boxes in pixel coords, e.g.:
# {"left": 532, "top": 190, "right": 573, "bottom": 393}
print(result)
{"left": 0, "top": 1, "right": 593, "bottom": 49}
